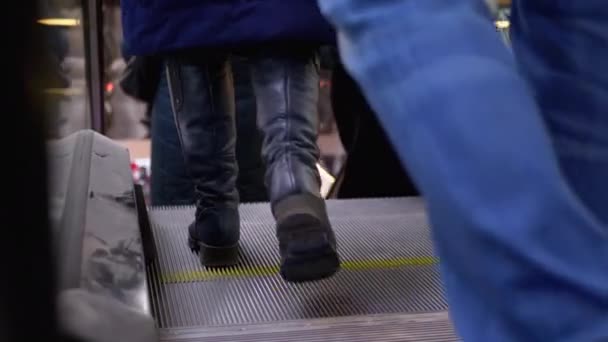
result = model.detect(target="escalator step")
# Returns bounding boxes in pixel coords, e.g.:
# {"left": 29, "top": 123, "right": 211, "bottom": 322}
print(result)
{"left": 148, "top": 197, "right": 455, "bottom": 339}
{"left": 159, "top": 312, "right": 457, "bottom": 341}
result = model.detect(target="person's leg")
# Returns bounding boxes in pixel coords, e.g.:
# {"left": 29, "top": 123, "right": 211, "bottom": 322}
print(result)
{"left": 150, "top": 65, "right": 196, "bottom": 206}
{"left": 319, "top": 0, "right": 608, "bottom": 340}
{"left": 249, "top": 46, "right": 340, "bottom": 282}
{"left": 511, "top": 0, "right": 608, "bottom": 224}
{"left": 165, "top": 51, "right": 240, "bottom": 267}
{"left": 231, "top": 55, "right": 268, "bottom": 203}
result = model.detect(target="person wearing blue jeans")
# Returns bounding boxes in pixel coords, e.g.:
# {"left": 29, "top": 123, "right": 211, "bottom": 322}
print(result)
{"left": 122, "top": 1, "right": 340, "bottom": 282}
{"left": 318, "top": 0, "right": 608, "bottom": 340}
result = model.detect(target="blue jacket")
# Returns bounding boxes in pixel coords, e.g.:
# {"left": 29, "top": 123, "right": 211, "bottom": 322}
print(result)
{"left": 121, "top": 0, "right": 335, "bottom": 56}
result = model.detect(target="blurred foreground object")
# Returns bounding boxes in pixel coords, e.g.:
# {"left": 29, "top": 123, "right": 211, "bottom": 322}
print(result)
{"left": 319, "top": 0, "right": 608, "bottom": 340}
{"left": 59, "top": 289, "right": 158, "bottom": 342}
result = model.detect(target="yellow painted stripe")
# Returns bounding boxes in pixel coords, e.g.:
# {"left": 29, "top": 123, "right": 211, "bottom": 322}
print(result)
{"left": 161, "top": 256, "right": 438, "bottom": 284}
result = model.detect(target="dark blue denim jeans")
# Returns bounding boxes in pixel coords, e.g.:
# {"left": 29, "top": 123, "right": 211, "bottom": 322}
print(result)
{"left": 319, "top": 0, "right": 608, "bottom": 340}
{"left": 150, "top": 57, "right": 267, "bottom": 206}
{"left": 232, "top": 56, "right": 267, "bottom": 203}
{"left": 150, "top": 68, "right": 194, "bottom": 206}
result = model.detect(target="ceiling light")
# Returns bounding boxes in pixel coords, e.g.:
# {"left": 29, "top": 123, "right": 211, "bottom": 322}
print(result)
{"left": 37, "top": 18, "right": 80, "bottom": 27}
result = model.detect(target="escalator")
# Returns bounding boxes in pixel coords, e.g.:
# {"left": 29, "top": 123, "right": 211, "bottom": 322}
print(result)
{"left": 51, "top": 130, "right": 458, "bottom": 341}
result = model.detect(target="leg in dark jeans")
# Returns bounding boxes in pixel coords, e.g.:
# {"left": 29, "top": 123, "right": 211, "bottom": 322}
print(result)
{"left": 232, "top": 56, "right": 267, "bottom": 202}
{"left": 150, "top": 67, "right": 196, "bottom": 206}
{"left": 250, "top": 46, "right": 340, "bottom": 282}
{"left": 165, "top": 52, "right": 240, "bottom": 267}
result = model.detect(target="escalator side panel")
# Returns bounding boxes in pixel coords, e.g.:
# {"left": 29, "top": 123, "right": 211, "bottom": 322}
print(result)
{"left": 48, "top": 130, "right": 151, "bottom": 315}
{"left": 48, "top": 130, "right": 94, "bottom": 290}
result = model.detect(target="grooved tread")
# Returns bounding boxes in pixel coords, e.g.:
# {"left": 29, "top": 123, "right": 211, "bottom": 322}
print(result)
{"left": 148, "top": 198, "right": 456, "bottom": 340}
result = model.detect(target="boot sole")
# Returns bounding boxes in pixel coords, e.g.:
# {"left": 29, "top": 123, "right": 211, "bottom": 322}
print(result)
{"left": 188, "top": 236, "right": 239, "bottom": 268}
{"left": 281, "top": 245, "right": 340, "bottom": 283}
{"left": 278, "top": 212, "right": 341, "bottom": 283}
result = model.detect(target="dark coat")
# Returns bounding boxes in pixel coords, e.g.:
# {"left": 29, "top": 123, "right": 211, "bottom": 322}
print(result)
{"left": 121, "top": 0, "right": 335, "bottom": 55}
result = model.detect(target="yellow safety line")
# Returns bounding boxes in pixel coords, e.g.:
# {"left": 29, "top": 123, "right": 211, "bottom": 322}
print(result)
{"left": 161, "top": 256, "right": 438, "bottom": 284}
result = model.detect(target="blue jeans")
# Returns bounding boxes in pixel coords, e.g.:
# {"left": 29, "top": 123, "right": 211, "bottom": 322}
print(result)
{"left": 150, "top": 69, "right": 195, "bottom": 206}
{"left": 319, "top": 0, "right": 608, "bottom": 341}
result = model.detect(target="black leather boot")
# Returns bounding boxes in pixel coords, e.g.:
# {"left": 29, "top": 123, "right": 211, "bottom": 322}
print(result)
{"left": 166, "top": 54, "right": 240, "bottom": 267}
{"left": 250, "top": 47, "right": 340, "bottom": 282}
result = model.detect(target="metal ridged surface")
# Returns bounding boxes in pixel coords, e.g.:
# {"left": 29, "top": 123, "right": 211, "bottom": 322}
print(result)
{"left": 160, "top": 312, "right": 457, "bottom": 342}
{"left": 148, "top": 198, "right": 452, "bottom": 338}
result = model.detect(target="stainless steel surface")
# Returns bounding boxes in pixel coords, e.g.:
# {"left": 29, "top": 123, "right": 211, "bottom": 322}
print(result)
{"left": 160, "top": 312, "right": 457, "bottom": 342}
{"left": 48, "top": 130, "right": 93, "bottom": 289}
{"left": 148, "top": 198, "right": 452, "bottom": 337}
{"left": 48, "top": 130, "right": 151, "bottom": 315}
{"left": 81, "top": 132, "right": 150, "bottom": 313}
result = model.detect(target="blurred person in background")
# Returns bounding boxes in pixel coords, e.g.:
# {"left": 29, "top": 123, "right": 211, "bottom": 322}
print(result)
{"left": 328, "top": 49, "right": 419, "bottom": 199}
{"left": 319, "top": 0, "right": 608, "bottom": 340}
{"left": 122, "top": 0, "right": 340, "bottom": 282}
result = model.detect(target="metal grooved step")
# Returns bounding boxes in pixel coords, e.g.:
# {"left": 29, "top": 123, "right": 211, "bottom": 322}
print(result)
{"left": 148, "top": 198, "right": 456, "bottom": 340}
{"left": 160, "top": 312, "right": 457, "bottom": 342}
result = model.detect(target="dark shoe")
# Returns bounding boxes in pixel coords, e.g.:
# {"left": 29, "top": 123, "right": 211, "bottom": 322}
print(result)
{"left": 188, "top": 205, "right": 240, "bottom": 267}
{"left": 274, "top": 193, "right": 340, "bottom": 282}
